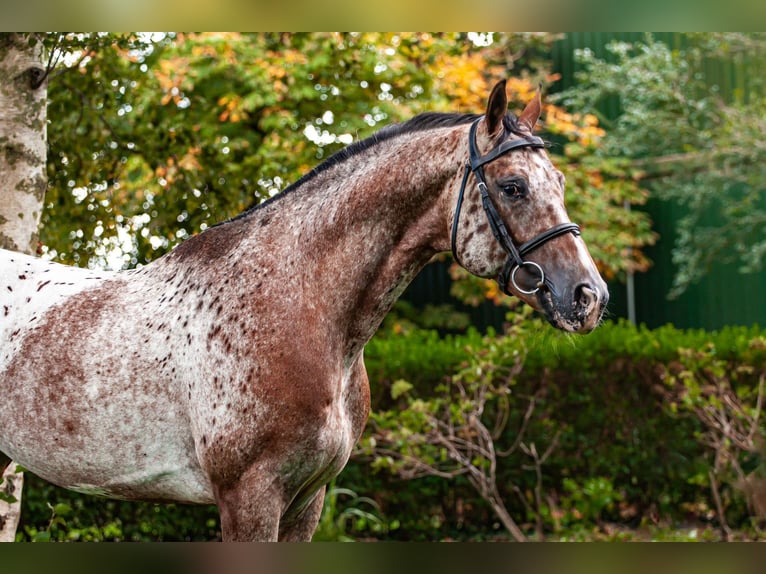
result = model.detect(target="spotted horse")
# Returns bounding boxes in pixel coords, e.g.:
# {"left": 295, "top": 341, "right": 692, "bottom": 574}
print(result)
{"left": 0, "top": 80, "right": 607, "bottom": 541}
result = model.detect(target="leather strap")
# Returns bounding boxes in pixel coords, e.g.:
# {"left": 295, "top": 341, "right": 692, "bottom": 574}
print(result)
{"left": 519, "top": 222, "right": 581, "bottom": 257}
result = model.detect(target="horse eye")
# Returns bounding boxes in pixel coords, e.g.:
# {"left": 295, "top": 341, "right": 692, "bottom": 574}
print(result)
{"left": 501, "top": 181, "right": 526, "bottom": 199}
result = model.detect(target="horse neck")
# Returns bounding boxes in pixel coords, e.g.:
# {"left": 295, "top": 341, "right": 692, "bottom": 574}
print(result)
{"left": 241, "top": 127, "right": 465, "bottom": 355}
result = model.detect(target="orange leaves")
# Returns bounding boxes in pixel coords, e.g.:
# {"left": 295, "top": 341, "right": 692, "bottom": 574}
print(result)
{"left": 482, "top": 280, "right": 505, "bottom": 306}
{"left": 190, "top": 44, "right": 218, "bottom": 59}
{"left": 252, "top": 49, "right": 307, "bottom": 101}
{"left": 434, "top": 70, "right": 605, "bottom": 149}
{"left": 178, "top": 147, "right": 202, "bottom": 172}
{"left": 544, "top": 107, "right": 605, "bottom": 147}
{"left": 154, "top": 147, "right": 202, "bottom": 189}
{"left": 506, "top": 77, "right": 537, "bottom": 104}
{"left": 585, "top": 168, "right": 604, "bottom": 189}
{"left": 502, "top": 76, "right": 606, "bottom": 147}
{"left": 431, "top": 53, "right": 502, "bottom": 111}
{"left": 155, "top": 57, "right": 191, "bottom": 106}
{"left": 190, "top": 33, "right": 242, "bottom": 64}
{"left": 449, "top": 264, "right": 509, "bottom": 307}
{"left": 280, "top": 49, "right": 308, "bottom": 66}
{"left": 156, "top": 34, "right": 248, "bottom": 108}
{"left": 217, "top": 95, "right": 244, "bottom": 123}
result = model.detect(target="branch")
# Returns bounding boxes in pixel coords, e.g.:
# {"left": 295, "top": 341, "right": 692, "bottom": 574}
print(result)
{"left": 631, "top": 150, "right": 715, "bottom": 181}
{"left": 709, "top": 468, "right": 732, "bottom": 541}
{"left": 538, "top": 430, "right": 562, "bottom": 465}
{"left": 747, "top": 375, "right": 766, "bottom": 445}
{"left": 370, "top": 447, "right": 468, "bottom": 480}
{"left": 497, "top": 392, "right": 539, "bottom": 457}
{"left": 46, "top": 42, "right": 93, "bottom": 84}
{"left": 31, "top": 33, "right": 63, "bottom": 89}
{"left": 491, "top": 392, "right": 511, "bottom": 440}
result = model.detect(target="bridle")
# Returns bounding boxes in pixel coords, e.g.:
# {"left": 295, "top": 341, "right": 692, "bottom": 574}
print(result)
{"left": 450, "top": 118, "right": 581, "bottom": 296}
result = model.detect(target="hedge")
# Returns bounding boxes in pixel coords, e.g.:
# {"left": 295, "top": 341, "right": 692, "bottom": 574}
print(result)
{"left": 347, "top": 319, "right": 766, "bottom": 540}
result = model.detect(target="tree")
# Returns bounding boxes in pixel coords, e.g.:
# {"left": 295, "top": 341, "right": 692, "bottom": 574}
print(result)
{"left": 660, "top": 341, "right": 766, "bottom": 539}
{"left": 0, "top": 33, "right": 46, "bottom": 252}
{"left": 42, "top": 32, "right": 529, "bottom": 268}
{"left": 0, "top": 32, "right": 47, "bottom": 542}
{"left": 40, "top": 32, "right": 654, "bottom": 303}
{"left": 556, "top": 33, "right": 766, "bottom": 297}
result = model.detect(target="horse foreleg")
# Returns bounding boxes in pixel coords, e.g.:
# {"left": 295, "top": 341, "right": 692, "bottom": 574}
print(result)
{"left": 278, "top": 485, "right": 326, "bottom": 542}
{"left": 214, "top": 468, "right": 284, "bottom": 541}
{"left": 214, "top": 470, "right": 326, "bottom": 542}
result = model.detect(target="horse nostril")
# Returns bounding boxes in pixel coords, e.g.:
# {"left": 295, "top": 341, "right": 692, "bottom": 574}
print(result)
{"left": 574, "top": 284, "right": 597, "bottom": 310}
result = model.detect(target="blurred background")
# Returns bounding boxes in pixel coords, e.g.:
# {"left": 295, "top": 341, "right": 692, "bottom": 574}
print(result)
{"left": 2, "top": 32, "right": 766, "bottom": 542}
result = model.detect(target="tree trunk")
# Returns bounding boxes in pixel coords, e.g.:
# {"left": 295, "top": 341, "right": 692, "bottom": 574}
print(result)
{"left": 0, "top": 32, "right": 47, "bottom": 543}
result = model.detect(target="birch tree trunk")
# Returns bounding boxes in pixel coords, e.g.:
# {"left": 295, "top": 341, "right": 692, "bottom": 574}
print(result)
{"left": 0, "top": 32, "right": 47, "bottom": 543}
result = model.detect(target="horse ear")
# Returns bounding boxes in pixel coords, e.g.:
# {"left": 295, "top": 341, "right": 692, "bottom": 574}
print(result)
{"left": 518, "top": 85, "right": 542, "bottom": 133}
{"left": 485, "top": 79, "right": 508, "bottom": 138}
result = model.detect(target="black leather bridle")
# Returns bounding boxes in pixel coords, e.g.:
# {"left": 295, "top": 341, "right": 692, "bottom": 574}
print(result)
{"left": 451, "top": 118, "right": 581, "bottom": 296}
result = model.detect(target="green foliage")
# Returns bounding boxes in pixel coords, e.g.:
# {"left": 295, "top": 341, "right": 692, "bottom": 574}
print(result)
{"left": 362, "top": 325, "right": 531, "bottom": 540}
{"left": 312, "top": 481, "right": 391, "bottom": 542}
{"left": 381, "top": 300, "right": 472, "bottom": 334}
{"left": 17, "top": 32, "right": 762, "bottom": 541}
{"left": 347, "top": 319, "right": 766, "bottom": 540}
{"left": 556, "top": 33, "right": 766, "bottom": 296}
{"left": 39, "top": 32, "right": 553, "bottom": 269}
{"left": 363, "top": 325, "right": 486, "bottom": 408}
{"left": 18, "top": 474, "right": 220, "bottom": 541}
{"left": 659, "top": 337, "right": 766, "bottom": 532}
{"left": 560, "top": 477, "right": 623, "bottom": 525}
{"left": 555, "top": 146, "right": 657, "bottom": 281}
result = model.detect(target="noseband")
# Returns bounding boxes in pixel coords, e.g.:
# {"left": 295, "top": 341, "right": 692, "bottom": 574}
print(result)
{"left": 450, "top": 118, "right": 581, "bottom": 296}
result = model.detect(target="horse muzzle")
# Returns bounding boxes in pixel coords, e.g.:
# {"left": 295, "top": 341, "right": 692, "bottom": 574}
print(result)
{"left": 535, "top": 280, "right": 609, "bottom": 334}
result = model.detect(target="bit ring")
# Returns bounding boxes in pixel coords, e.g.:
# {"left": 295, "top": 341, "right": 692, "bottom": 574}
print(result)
{"left": 511, "top": 261, "right": 545, "bottom": 295}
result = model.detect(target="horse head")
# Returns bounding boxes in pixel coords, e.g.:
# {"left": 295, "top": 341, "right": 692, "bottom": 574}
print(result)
{"left": 450, "top": 80, "right": 608, "bottom": 333}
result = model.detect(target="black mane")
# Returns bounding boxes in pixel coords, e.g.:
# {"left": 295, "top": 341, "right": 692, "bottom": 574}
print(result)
{"left": 289, "top": 112, "right": 478, "bottom": 193}
{"left": 223, "top": 111, "right": 523, "bottom": 223}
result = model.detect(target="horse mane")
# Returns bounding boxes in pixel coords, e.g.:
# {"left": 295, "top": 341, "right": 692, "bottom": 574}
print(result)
{"left": 222, "top": 111, "right": 524, "bottom": 224}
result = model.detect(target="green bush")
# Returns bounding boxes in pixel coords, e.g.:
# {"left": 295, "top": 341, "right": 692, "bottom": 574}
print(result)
{"left": 17, "top": 474, "right": 220, "bottom": 542}
{"left": 342, "top": 319, "right": 766, "bottom": 540}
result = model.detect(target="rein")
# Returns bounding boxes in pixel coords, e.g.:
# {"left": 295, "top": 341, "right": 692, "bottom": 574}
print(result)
{"left": 451, "top": 118, "right": 581, "bottom": 296}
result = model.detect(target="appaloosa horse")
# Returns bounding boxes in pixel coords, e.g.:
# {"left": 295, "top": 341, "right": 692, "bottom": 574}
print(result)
{"left": 0, "top": 80, "right": 607, "bottom": 541}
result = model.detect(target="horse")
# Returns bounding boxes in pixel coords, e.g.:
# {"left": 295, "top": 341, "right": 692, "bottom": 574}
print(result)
{"left": 0, "top": 79, "right": 608, "bottom": 541}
